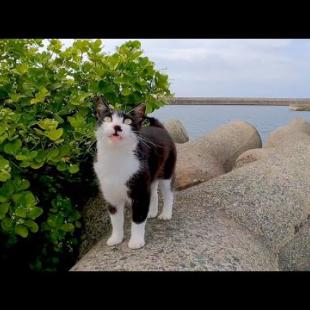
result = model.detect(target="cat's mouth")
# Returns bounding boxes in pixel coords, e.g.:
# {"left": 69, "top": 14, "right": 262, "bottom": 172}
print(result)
{"left": 109, "top": 133, "right": 123, "bottom": 142}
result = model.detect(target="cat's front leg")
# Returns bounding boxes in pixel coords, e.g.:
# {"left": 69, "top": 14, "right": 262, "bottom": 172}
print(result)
{"left": 128, "top": 194, "right": 150, "bottom": 249}
{"left": 106, "top": 203, "right": 124, "bottom": 246}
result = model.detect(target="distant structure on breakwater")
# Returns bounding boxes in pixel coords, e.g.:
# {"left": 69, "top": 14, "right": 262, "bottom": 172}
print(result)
{"left": 168, "top": 97, "right": 310, "bottom": 106}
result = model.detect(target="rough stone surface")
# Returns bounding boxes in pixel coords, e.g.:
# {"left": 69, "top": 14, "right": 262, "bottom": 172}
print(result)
{"left": 234, "top": 148, "right": 275, "bottom": 169}
{"left": 207, "top": 142, "right": 310, "bottom": 254}
{"left": 266, "top": 118, "right": 310, "bottom": 148}
{"left": 163, "top": 119, "right": 189, "bottom": 144}
{"left": 289, "top": 103, "right": 310, "bottom": 111}
{"left": 72, "top": 190, "right": 278, "bottom": 271}
{"left": 175, "top": 121, "right": 262, "bottom": 190}
{"left": 79, "top": 195, "right": 110, "bottom": 257}
{"left": 235, "top": 118, "right": 310, "bottom": 169}
{"left": 279, "top": 221, "right": 310, "bottom": 271}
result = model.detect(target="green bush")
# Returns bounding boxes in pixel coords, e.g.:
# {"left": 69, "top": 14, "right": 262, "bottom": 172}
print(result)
{"left": 0, "top": 39, "right": 172, "bottom": 271}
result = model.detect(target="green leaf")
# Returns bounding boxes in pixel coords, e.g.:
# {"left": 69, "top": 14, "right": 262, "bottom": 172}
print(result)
{"left": 68, "top": 164, "right": 79, "bottom": 174}
{"left": 50, "top": 83, "right": 62, "bottom": 90}
{"left": 38, "top": 118, "right": 59, "bottom": 131}
{"left": 56, "top": 162, "right": 67, "bottom": 172}
{"left": 18, "top": 179, "right": 30, "bottom": 191}
{"left": 47, "top": 149, "right": 59, "bottom": 161}
{"left": 68, "top": 115, "right": 86, "bottom": 130}
{"left": 58, "top": 145, "right": 71, "bottom": 157}
{"left": 12, "top": 192, "right": 23, "bottom": 204}
{"left": 1, "top": 217, "right": 13, "bottom": 232}
{"left": 24, "top": 192, "right": 36, "bottom": 207}
{"left": 28, "top": 207, "right": 43, "bottom": 220}
{"left": 0, "top": 180, "right": 15, "bottom": 199}
{"left": 121, "top": 87, "right": 132, "bottom": 96}
{"left": 47, "top": 218, "right": 57, "bottom": 228}
{"left": 0, "top": 202, "right": 10, "bottom": 219}
{"left": 15, "top": 207, "right": 27, "bottom": 218}
{"left": 34, "top": 150, "right": 46, "bottom": 162}
{"left": 3, "top": 139, "right": 22, "bottom": 155}
{"left": 0, "top": 171, "right": 11, "bottom": 182}
{"left": 61, "top": 223, "right": 75, "bottom": 233}
{"left": 30, "top": 162, "right": 44, "bottom": 169}
{"left": 33, "top": 128, "right": 45, "bottom": 136}
{"left": 0, "top": 133, "right": 8, "bottom": 144}
{"left": 0, "top": 196, "right": 8, "bottom": 203}
{"left": 46, "top": 128, "right": 63, "bottom": 141}
{"left": 16, "top": 150, "right": 37, "bottom": 161}
{"left": 0, "top": 156, "right": 11, "bottom": 182}
{"left": 15, "top": 63, "right": 29, "bottom": 75}
{"left": 15, "top": 225, "right": 29, "bottom": 238}
{"left": 75, "top": 221, "right": 82, "bottom": 229}
{"left": 30, "top": 87, "right": 49, "bottom": 104}
{"left": 24, "top": 219, "right": 39, "bottom": 233}
{"left": 19, "top": 161, "right": 31, "bottom": 168}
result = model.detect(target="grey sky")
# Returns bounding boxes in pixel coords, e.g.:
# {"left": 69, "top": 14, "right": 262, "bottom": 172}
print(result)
{"left": 61, "top": 39, "right": 310, "bottom": 98}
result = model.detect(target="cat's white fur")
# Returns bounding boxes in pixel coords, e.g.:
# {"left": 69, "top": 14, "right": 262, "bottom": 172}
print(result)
{"left": 129, "top": 222, "right": 146, "bottom": 249}
{"left": 107, "top": 203, "right": 124, "bottom": 246}
{"left": 94, "top": 113, "right": 142, "bottom": 248}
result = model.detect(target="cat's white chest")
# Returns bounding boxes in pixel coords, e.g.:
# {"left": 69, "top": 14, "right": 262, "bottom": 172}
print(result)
{"left": 94, "top": 147, "right": 140, "bottom": 207}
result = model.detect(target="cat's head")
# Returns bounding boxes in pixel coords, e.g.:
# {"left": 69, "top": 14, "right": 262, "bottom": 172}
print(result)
{"left": 95, "top": 96, "right": 146, "bottom": 146}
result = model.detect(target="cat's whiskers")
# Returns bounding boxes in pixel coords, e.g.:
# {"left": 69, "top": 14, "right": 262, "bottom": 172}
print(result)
{"left": 136, "top": 133, "right": 165, "bottom": 148}
{"left": 136, "top": 136, "right": 152, "bottom": 149}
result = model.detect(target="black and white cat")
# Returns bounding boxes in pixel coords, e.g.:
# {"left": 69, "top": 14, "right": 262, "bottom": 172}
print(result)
{"left": 94, "top": 97, "right": 177, "bottom": 249}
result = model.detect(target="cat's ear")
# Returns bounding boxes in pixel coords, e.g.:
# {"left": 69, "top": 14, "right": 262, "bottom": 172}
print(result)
{"left": 130, "top": 103, "right": 146, "bottom": 120}
{"left": 96, "top": 96, "right": 110, "bottom": 119}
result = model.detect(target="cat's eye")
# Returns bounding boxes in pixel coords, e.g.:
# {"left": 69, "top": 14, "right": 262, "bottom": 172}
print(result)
{"left": 103, "top": 116, "right": 112, "bottom": 122}
{"left": 124, "top": 118, "right": 132, "bottom": 125}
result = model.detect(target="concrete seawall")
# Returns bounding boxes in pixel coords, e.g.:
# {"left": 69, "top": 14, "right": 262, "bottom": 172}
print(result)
{"left": 168, "top": 97, "right": 310, "bottom": 106}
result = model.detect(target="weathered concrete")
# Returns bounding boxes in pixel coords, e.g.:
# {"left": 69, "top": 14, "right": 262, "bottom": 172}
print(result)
{"left": 73, "top": 193, "right": 278, "bottom": 271}
{"left": 79, "top": 194, "right": 110, "bottom": 257}
{"left": 235, "top": 118, "right": 310, "bottom": 169}
{"left": 72, "top": 140, "right": 310, "bottom": 271}
{"left": 175, "top": 121, "right": 262, "bottom": 190}
{"left": 266, "top": 118, "right": 310, "bottom": 148}
{"left": 279, "top": 221, "right": 310, "bottom": 271}
{"left": 169, "top": 97, "right": 310, "bottom": 106}
{"left": 234, "top": 148, "right": 275, "bottom": 169}
{"left": 210, "top": 142, "right": 310, "bottom": 254}
{"left": 289, "top": 103, "right": 310, "bottom": 111}
{"left": 163, "top": 119, "right": 189, "bottom": 144}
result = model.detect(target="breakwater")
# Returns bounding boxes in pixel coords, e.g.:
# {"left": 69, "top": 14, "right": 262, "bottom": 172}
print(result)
{"left": 168, "top": 97, "right": 310, "bottom": 106}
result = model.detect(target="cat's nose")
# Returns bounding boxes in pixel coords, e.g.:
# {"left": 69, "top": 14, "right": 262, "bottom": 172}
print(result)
{"left": 113, "top": 125, "right": 122, "bottom": 132}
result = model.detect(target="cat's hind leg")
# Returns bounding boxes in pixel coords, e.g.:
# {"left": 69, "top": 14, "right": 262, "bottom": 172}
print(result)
{"left": 158, "top": 177, "right": 174, "bottom": 220}
{"left": 147, "top": 180, "right": 159, "bottom": 219}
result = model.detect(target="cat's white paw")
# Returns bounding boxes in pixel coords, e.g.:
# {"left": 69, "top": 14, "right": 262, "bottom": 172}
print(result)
{"left": 128, "top": 238, "right": 145, "bottom": 249}
{"left": 147, "top": 210, "right": 158, "bottom": 219}
{"left": 107, "top": 235, "right": 123, "bottom": 246}
{"left": 158, "top": 212, "right": 172, "bottom": 220}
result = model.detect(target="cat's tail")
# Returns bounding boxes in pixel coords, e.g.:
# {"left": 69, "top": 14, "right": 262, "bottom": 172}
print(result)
{"left": 145, "top": 117, "right": 165, "bottom": 129}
